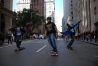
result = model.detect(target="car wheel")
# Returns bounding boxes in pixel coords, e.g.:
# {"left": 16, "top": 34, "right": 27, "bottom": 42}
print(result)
{"left": 0, "top": 40, "right": 3, "bottom": 45}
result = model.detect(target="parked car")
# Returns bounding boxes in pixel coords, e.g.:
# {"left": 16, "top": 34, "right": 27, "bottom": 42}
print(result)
{"left": 0, "top": 32, "right": 4, "bottom": 45}
{"left": 39, "top": 34, "right": 44, "bottom": 39}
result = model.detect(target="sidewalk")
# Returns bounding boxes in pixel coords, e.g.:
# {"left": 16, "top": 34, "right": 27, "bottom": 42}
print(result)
{"left": 80, "top": 40, "right": 98, "bottom": 46}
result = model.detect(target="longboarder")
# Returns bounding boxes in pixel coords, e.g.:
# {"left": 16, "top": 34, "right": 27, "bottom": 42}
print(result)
{"left": 14, "top": 24, "right": 25, "bottom": 52}
{"left": 61, "top": 20, "right": 82, "bottom": 50}
{"left": 45, "top": 17, "right": 58, "bottom": 56}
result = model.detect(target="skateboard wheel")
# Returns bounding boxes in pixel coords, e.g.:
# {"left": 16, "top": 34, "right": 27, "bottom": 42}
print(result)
{"left": 56, "top": 54, "right": 58, "bottom": 56}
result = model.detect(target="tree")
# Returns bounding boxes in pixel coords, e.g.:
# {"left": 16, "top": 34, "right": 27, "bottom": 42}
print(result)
{"left": 12, "top": 8, "right": 44, "bottom": 28}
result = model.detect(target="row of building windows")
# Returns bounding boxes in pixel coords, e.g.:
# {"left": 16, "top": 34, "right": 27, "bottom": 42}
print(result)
{"left": 94, "top": 0, "right": 97, "bottom": 15}
{"left": 94, "top": 0, "right": 96, "bottom": 2}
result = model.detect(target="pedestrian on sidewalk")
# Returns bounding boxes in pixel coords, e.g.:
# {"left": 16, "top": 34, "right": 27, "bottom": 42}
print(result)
{"left": 7, "top": 29, "right": 12, "bottom": 44}
{"left": 14, "top": 24, "right": 25, "bottom": 50}
{"left": 61, "top": 20, "right": 82, "bottom": 50}
{"left": 45, "top": 17, "right": 58, "bottom": 52}
{"left": 94, "top": 28, "right": 98, "bottom": 42}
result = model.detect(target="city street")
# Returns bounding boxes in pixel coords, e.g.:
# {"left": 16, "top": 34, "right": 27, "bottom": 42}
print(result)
{"left": 0, "top": 39, "right": 98, "bottom": 66}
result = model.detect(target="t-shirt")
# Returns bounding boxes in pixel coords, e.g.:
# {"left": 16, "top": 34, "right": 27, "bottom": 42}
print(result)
{"left": 70, "top": 28, "right": 75, "bottom": 35}
{"left": 16, "top": 27, "right": 22, "bottom": 35}
{"left": 45, "top": 22, "right": 56, "bottom": 35}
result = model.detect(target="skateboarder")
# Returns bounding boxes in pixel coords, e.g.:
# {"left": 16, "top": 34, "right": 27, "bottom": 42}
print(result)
{"left": 45, "top": 17, "right": 58, "bottom": 53}
{"left": 14, "top": 24, "right": 25, "bottom": 51}
{"left": 61, "top": 20, "right": 82, "bottom": 50}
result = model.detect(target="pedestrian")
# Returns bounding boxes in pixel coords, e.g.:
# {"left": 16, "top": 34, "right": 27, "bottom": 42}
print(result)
{"left": 94, "top": 28, "right": 98, "bottom": 42}
{"left": 75, "top": 31, "right": 78, "bottom": 40}
{"left": 61, "top": 20, "right": 82, "bottom": 50}
{"left": 45, "top": 17, "right": 58, "bottom": 53}
{"left": 14, "top": 24, "right": 25, "bottom": 50}
{"left": 86, "top": 31, "right": 91, "bottom": 41}
{"left": 83, "top": 31, "right": 86, "bottom": 40}
{"left": 65, "top": 35, "right": 69, "bottom": 42}
{"left": 7, "top": 29, "right": 12, "bottom": 44}
{"left": 78, "top": 31, "right": 81, "bottom": 39}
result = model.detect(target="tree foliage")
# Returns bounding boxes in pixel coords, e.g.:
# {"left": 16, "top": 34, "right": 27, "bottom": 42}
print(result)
{"left": 12, "top": 8, "right": 44, "bottom": 28}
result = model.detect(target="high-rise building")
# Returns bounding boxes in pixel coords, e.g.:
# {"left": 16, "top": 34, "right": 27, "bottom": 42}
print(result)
{"left": 44, "top": 0, "right": 55, "bottom": 22}
{"left": 16, "top": 0, "right": 31, "bottom": 12}
{"left": 0, "top": 0, "right": 13, "bottom": 35}
{"left": 30, "top": 0, "right": 44, "bottom": 34}
{"left": 73, "top": 0, "right": 98, "bottom": 32}
{"left": 30, "top": 0, "right": 44, "bottom": 16}
{"left": 63, "top": 0, "right": 73, "bottom": 30}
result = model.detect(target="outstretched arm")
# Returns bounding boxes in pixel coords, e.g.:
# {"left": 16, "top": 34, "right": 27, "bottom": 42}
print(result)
{"left": 72, "top": 20, "right": 82, "bottom": 28}
{"left": 61, "top": 28, "right": 69, "bottom": 34}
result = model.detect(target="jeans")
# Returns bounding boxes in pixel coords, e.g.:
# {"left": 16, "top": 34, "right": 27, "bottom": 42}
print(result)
{"left": 15, "top": 35, "right": 22, "bottom": 48}
{"left": 47, "top": 33, "right": 57, "bottom": 52}
{"left": 67, "top": 35, "right": 74, "bottom": 48}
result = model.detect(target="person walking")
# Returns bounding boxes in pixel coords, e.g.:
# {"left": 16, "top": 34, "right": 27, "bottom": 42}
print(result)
{"left": 14, "top": 24, "right": 25, "bottom": 50}
{"left": 94, "top": 28, "right": 98, "bottom": 42}
{"left": 45, "top": 17, "right": 58, "bottom": 53}
{"left": 61, "top": 20, "right": 82, "bottom": 50}
{"left": 7, "top": 29, "right": 12, "bottom": 44}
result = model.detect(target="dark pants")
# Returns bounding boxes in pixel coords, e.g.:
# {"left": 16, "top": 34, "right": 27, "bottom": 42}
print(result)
{"left": 8, "top": 36, "right": 12, "bottom": 44}
{"left": 15, "top": 35, "right": 22, "bottom": 48}
{"left": 67, "top": 35, "right": 74, "bottom": 48}
{"left": 95, "top": 36, "right": 97, "bottom": 42}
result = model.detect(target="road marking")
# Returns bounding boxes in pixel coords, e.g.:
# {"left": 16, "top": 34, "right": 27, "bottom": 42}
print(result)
{"left": 0, "top": 40, "right": 47, "bottom": 49}
{"left": 36, "top": 45, "right": 47, "bottom": 52}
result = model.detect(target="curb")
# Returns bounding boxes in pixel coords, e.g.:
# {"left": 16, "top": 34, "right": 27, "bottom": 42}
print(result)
{"left": 80, "top": 40, "right": 98, "bottom": 46}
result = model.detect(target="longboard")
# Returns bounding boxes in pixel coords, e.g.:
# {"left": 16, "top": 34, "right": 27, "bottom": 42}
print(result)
{"left": 14, "top": 47, "right": 25, "bottom": 52}
{"left": 50, "top": 52, "right": 58, "bottom": 56}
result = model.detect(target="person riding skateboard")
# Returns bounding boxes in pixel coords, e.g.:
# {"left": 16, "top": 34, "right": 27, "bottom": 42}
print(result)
{"left": 45, "top": 17, "right": 58, "bottom": 53}
{"left": 14, "top": 24, "right": 25, "bottom": 51}
{"left": 61, "top": 20, "right": 82, "bottom": 50}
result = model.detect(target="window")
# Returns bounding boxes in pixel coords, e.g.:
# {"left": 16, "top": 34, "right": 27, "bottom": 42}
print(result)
{"left": 71, "top": 0, "right": 73, "bottom": 3}
{"left": 71, "top": 4, "right": 73, "bottom": 7}
{"left": 94, "top": 6, "right": 97, "bottom": 15}
{"left": 94, "top": 0, "right": 96, "bottom": 2}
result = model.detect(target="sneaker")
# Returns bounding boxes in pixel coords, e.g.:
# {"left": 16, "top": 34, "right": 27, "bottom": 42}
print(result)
{"left": 69, "top": 47, "right": 73, "bottom": 50}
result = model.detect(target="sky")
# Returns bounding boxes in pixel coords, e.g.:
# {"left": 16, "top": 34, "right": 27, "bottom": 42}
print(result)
{"left": 13, "top": 0, "right": 16, "bottom": 11}
{"left": 55, "top": 0, "right": 63, "bottom": 31}
{"left": 13, "top": 0, "right": 63, "bottom": 31}
{"left": 55, "top": 0, "right": 63, "bottom": 17}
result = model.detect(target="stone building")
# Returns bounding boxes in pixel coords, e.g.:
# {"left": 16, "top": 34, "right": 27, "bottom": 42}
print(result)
{"left": 0, "top": 0, "right": 13, "bottom": 35}
{"left": 73, "top": 0, "right": 98, "bottom": 32}
{"left": 30, "top": 0, "right": 44, "bottom": 34}
{"left": 16, "top": 0, "right": 31, "bottom": 12}
{"left": 44, "top": 0, "right": 55, "bottom": 22}
{"left": 63, "top": 0, "right": 73, "bottom": 25}
{"left": 30, "top": 0, "right": 44, "bottom": 16}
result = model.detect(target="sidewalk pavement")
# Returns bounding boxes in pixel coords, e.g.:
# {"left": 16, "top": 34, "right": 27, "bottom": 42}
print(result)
{"left": 80, "top": 40, "right": 98, "bottom": 46}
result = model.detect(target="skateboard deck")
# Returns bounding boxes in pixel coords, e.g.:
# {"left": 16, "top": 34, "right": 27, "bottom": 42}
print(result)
{"left": 14, "top": 47, "right": 25, "bottom": 52}
{"left": 50, "top": 52, "right": 58, "bottom": 56}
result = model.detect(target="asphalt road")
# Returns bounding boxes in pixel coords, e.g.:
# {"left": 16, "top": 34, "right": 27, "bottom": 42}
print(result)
{"left": 0, "top": 39, "right": 98, "bottom": 66}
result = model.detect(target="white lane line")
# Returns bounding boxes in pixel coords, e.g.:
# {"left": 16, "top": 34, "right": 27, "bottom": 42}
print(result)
{"left": 36, "top": 45, "right": 47, "bottom": 52}
{"left": 0, "top": 40, "right": 46, "bottom": 49}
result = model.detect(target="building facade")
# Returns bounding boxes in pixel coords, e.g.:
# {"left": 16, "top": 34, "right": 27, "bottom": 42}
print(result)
{"left": 30, "top": 0, "right": 44, "bottom": 16}
{"left": 73, "top": 0, "right": 98, "bottom": 32}
{"left": 30, "top": 0, "right": 44, "bottom": 34}
{"left": 16, "top": 0, "right": 31, "bottom": 12}
{"left": 63, "top": 0, "right": 73, "bottom": 30}
{"left": 44, "top": 0, "right": 55, "bottom": 22}
{"left": 0, "top": 0, "right": 13, "bottom": 35}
